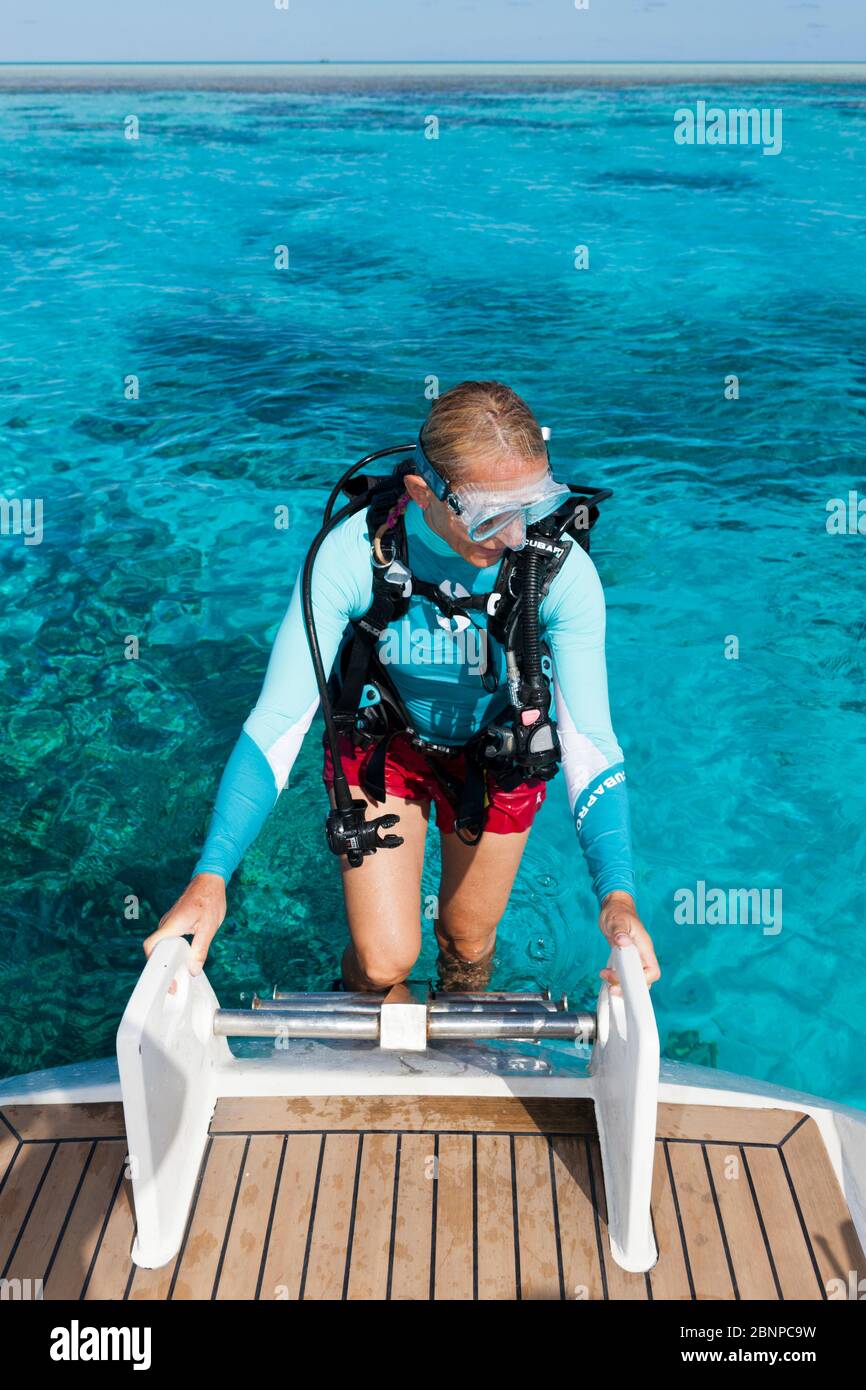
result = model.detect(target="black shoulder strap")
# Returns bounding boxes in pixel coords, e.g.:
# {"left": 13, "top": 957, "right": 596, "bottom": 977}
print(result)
{"left": 556, "top": 485, "right": 613, "bottom": 553}
{"left": 332, "top": 469, "right": 413, "bottom": 721}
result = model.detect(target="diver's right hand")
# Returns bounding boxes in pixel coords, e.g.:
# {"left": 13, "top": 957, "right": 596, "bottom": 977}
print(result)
{"left": 143, "top": 872, "right": 227, "bottom": 977}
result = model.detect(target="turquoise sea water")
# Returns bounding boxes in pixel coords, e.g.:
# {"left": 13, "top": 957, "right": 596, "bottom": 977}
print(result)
{"left": 1, "top": 71, "right": 864, "bottom": 1105}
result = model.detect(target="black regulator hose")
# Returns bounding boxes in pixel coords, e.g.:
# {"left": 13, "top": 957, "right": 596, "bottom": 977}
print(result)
{"left": 323, "top": 442, "right": 414, "bottom": 525}
{"left": 520, "top": 548, "right": 544, "bottom": 697}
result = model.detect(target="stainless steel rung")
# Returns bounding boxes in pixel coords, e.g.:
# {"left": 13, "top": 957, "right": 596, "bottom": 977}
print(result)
{"left": 270, "top": 988, "right": 550, "bottom": 1005}
{"left": 429, "top": 1010, "right": 594, "bottom": 1041}
{"left": 430, "top": 990, "right": 551, "bottom": 1003}
{"left": 254, "top": 994, "right": 381, "bottom": 1013}
{"left": 271, "top": 990, "right": 386, "bottom": 1004}
{"left": 215, "top": 1009, "right": 379, "bottom": 1040}
{"left": 429, "top": 998, "right": 565, "bottom": 1014}
{"left": 214, "top": 1004, "right": 596, "bottom": 1044}
{"left": 261, "top": 997, "right": 560, "bottom": 1017}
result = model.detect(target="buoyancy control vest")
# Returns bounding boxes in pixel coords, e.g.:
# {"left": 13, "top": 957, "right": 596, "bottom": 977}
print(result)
{"left": 326, "top": 460, "right": 612, "bottom": 844}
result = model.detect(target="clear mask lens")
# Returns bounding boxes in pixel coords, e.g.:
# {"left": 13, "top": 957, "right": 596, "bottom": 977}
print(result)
{"left": 462, "top": 477, "right": 571, "bottom": 545}
{"left": 471, "top": 509, "right": 526, "bottom": 543}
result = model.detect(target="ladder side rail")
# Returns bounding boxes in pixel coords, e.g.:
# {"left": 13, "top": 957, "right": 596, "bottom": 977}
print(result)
{"left": 589, "top": 942, "right": 660, "bottom": 1273}
{"left": 116, "top": 938, "right": 229, "bottom": 1268}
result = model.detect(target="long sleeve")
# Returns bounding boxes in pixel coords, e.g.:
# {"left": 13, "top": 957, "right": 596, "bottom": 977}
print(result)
{"left": 541, "top": 542, "right": 635, "bottom": 904}
{"left": 193, "top": 510, "right": 373, "bottom": 882}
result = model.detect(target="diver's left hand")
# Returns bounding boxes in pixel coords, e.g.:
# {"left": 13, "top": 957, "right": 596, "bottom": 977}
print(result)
{"left": 598, "top": 891, "right": 660, "bottom": 995}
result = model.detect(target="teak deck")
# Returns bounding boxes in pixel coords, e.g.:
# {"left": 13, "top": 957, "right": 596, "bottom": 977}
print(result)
{"left": 1, "top": 1095, "right": 863, "bottom": 1300}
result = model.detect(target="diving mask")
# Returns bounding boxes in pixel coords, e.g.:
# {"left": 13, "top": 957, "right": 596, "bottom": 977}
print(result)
{"left": 412, "top": 434, "right": 571, "bottom": 547}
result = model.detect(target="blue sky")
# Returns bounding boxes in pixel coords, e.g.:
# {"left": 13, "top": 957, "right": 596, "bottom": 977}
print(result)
{"left": 0, "top": 0, "right": 863, "bottom": 64}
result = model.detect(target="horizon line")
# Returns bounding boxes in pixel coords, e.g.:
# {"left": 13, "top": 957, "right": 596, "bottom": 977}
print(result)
{"left": 2, "top": 59, "right": 866, "bottom": 68}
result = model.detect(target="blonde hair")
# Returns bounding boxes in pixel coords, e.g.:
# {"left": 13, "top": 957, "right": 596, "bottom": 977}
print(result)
{"left": 420, "top": 381, "right": 546, "bottom": 483}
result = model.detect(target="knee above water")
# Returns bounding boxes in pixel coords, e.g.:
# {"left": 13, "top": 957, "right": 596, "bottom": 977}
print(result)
{"left": 355, "top": 950, "right": 419, "bottom": 990}
{"left": 438, "top": 932, "right": 496, "bottom": 965}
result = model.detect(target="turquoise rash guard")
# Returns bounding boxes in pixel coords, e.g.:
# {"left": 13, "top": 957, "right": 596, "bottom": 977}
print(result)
{"left": 194, "top": 501, "right": 635, "bottom": 905}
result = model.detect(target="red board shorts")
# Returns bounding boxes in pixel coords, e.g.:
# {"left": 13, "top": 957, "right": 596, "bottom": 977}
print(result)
{"left": 322, "top": 731, "right": 547, "bottom": 836}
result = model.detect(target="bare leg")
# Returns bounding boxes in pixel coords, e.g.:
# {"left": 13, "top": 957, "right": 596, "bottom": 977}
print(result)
{"left": 327, "top": 787, "right": 431, "bottom": 991}
{"left": 435, "top": 825, "right": 533, "bottom": 991}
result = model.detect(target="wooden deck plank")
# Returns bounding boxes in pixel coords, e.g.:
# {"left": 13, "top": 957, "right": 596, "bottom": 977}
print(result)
{"left": 705, "top": 1145, "right": 780, "bottom": 1300}
{"left": 513, "top": 1135, "right": 561, "bottom": 1300}
{"left": 588, "top": 1138, "right": 649, "bottom": 1300}
{"left": 781, "top": 1119, "right": 866, "bottom": 1294}
{"left": 346, "top": 1133, "right": 399, "bottom": 1300}
{"left": 82, "top": 1168, "right": 136, "bottom": 1300}
{"left": 0, "top": 1118, "right": 20, "bottom": 1188}
{"left": 1, "top": 1103, "right": 126, "bottom": 1141}
{"left": 551, "top": 1135, "right": 605, "bottom": 1301}
{"left": 666, "top": 1142, "right": 735, "bottom": 1300}
{"left": 126, "top": 1254, "right": 179, "bottom": 1302}
{"left": 0, "top": 1141, "right": 55, "bottom": 1273}
{"left": 259, "top": 1134, "right": 321, "bottom": 1301}
{"left": 0, "top": 1094, "right": 858, "bottom": 1304}
{"left": 215, "top": 1134, "right": 284, "bottom": 1301}
{"left": 390, "top": 1132, "right": 435, "bottom": 1301}
{"left": 476, "top": 1134, "right": 517, "bottom": 1300}
{"left": 657, "top": 1104, "right": 802, "bottom": 1145}
{"left": 742, "top": 1146, "right": 823, "bottom": 1299}
{"left": 433, "top": 1134, "right": 474, "bottom": 1299}
{"left": 211, "top": 1095, "right": 596, "bottom": 1135}
{"left": 44, "top": 1142, "right": 128, "bottom": 1300}
{"left": 171, "top": 1136, "right": 247, "bottom": 1300}
{"left": 648, "top": 1138, "right": 692, "bottom": 1300}
{"left": 302, "top": 1133, "right": 359, "bottom": 1300}
{"left": 4, "top": 1140, "right": 91, "bottom": 1284}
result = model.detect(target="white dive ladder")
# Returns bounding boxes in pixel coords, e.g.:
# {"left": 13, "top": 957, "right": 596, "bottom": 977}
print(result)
{"left": 117, "top": 939, "right": 659, "bottom": 1275}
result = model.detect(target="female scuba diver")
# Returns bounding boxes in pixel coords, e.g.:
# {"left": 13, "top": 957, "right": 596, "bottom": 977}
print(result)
{"left": 145, "top": 382, "right": 660, "bottom": 996}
